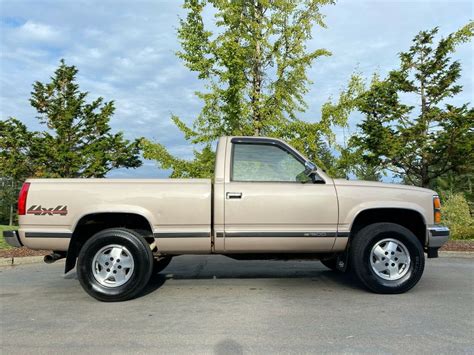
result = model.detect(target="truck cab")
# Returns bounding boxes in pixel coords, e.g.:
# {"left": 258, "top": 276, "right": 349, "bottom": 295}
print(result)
{"left": 213, "top": 136, "right": 339, "bottom": 254}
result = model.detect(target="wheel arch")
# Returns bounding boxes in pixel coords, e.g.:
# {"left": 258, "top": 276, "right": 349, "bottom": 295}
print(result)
{"left": 65, "top": 212, "right": 154, "bottom": 273}
{"left": 349, "top": 208, "right": 427, "bottom": 248}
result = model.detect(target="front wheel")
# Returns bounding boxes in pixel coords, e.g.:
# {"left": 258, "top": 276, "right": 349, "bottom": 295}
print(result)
{"left": 77, "top": 228, "right": 154, "bottom": 302}
{"left": 350, "top": 223, "right": 425, "bottom": 294}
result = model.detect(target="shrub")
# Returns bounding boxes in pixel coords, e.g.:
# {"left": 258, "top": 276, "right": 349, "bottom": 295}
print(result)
{"left": 441, "top": 193, "right": 474, "bottom": 240}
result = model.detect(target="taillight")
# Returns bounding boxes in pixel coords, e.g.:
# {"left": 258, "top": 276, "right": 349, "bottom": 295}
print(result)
{"left": 433, "top": 196, "right": 441, "bottom": 224}
{"left": 18, "top": 182, "right": 30, "bottom": 215}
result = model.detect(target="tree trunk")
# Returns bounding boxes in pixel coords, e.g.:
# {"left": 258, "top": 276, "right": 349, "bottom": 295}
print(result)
{"left": 9, "top": 203, "right": 13, "bottom": 226}
{"left": 251, "top": 1, "right": 263, "bottom": 136}
{"left": 419, "top": 51, "right": 429, "bottom": 188}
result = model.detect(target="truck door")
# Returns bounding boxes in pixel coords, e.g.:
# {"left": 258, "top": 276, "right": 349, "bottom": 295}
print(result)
{"left": 223, "top": 138, "right": 338, "bottom": 252}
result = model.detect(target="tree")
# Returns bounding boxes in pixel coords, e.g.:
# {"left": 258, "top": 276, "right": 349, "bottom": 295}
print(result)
{"left": 0, "top": 118, "right": 42, "bottom": 225}
{"left": 319, "top": 73, "right": 383, "bottom": 180}
{"left": 143, "top": 0, "right": 340, "bottom": 178}
{"left": 0, "top": 118, "right": 39, "bottom": 181}
{"left": 0, "top": 60, "right": 142, "bottom": 180}
{"left": 332, "top": 23, "right": 474, "bottom": 187}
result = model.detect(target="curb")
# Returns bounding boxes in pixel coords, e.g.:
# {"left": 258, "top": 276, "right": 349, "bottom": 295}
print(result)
{"left": 0, "top": 256, "right": 46, "bottom": 266}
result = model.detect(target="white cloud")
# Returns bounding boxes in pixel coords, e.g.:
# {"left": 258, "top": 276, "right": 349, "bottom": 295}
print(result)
{"left": 17, "top": 20, "right": 60, "bottom": 41}
{"left": 0, "top": 0, "right": 472, "bottom": 178}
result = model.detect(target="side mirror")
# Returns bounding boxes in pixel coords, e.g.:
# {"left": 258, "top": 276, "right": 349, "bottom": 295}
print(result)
{"left": 304, "top": 161, "right": 317, "bottom": 176}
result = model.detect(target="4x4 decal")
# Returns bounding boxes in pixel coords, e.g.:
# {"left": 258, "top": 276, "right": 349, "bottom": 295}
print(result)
{"left": 27, "top": 205, "right": 68, "bottom": 216}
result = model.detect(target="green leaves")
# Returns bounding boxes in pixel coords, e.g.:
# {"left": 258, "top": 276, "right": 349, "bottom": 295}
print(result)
{"left": 0, "top": 118, "right": 38, "bottom": 180}
{"left": 441, "top": 193, "right": 474, "bottom": 240}
{"left": 144, "top": 0, "right": 337, "bottom": 177}
{"left": 0, "top": 60, "right": 142, "bottom": 180}
{"left": 345, "top": 22, "right": 474, "bottom": 187}
{"left": 141, "top": 138, "right": 214, "bottom": 178}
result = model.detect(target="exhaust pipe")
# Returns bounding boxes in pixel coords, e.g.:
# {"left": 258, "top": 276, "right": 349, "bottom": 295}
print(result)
{"left": 44, "top": 252, "right": 65, "bottom": 264}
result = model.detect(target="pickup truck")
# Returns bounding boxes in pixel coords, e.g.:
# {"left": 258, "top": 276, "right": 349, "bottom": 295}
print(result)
{"left": 4, "top": 136, "right": 450, "bottom": 301}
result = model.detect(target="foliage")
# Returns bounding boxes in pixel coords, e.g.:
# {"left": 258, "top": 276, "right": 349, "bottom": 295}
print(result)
{"left": 441, "top": 193, "right": 474, "bottom": 240}
{"left": 0, "top": 225, "right": 16, "bottom": 250}
{"left": 321, "top": 73, "right": 383, "bottom": 180}
{"left": 352, "top": 23, "right": 473, "bottom": 187}
{"left": 143, "top": 0, "right": 341, "bottom": 177}
{"left": 0, "top": 60, "right": 142, "bottom": 179}
{"left": 141, "top": 139, "right": 215, "bottom": 178}
{"left": 1, "top": 60, "right": 142, "bottom": 223}
{"left": 0, "top": 179, "right": 20, "bottom": 225}
{"left": 434, "top": 170, "right": 474, "bottom": 213}
{"left": 0, "top": 118, "right": 40, "bottom": 181}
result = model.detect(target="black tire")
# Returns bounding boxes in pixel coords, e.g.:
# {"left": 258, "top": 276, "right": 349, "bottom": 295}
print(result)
{"left": 153, "top": 256, "right": 173, "bottom": 274}
{"left": 77, "top": 228, "right": 154, "bottom": 302}
{"left": 350, "top": 222, "right": 425, "bottom": 294}
{"left": 320, "top": 257, "right": 338, "bottom": 271}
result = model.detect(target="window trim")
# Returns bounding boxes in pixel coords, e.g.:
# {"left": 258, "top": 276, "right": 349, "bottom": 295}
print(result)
{"left": 230, "top": 138, "right": 313, "bottom": 183}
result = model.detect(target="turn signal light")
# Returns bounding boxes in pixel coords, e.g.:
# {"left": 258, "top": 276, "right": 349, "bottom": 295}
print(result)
{"left": 433, "top": 196, "right": 441, "bottom": 224}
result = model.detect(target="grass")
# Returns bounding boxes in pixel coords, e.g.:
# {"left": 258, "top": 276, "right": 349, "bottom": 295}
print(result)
{"left": 0, "top": 225, "right": 17, "bottom": 250}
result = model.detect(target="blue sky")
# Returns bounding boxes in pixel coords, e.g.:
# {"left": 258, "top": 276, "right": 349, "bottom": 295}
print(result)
{"left": 1, "top": 0, "right": 472, "bottom": 178}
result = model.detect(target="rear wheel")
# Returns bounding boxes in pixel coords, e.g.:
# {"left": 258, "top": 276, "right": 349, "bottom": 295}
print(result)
{"left": 350, "top": 222, "right": 425, "bottom": 294}
{"left": 77, "top": 228, "right": 153, "bottom": 302}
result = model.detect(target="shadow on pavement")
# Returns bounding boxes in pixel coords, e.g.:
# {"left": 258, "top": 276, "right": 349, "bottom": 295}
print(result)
{"left": 139, "top": 262, "right": 366, "bottom": 298}
{"left": 64, "top": 258, "right": 367, "bottom": 299}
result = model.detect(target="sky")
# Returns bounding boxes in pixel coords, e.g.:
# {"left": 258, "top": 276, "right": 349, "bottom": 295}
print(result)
{"left": 0, "top": 0, "right": 472, "bottom": 178}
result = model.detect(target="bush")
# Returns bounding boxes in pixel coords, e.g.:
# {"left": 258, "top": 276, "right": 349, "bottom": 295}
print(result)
{"left": 441, "top": 193, "right": 474, "bottom": 240}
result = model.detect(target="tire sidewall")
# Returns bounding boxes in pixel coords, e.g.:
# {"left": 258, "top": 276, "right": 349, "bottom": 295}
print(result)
{"left": 77, "top": 229, "right": 153, "bottom": 301}
{"left": 353, "top": 223, "right": 425, "bottom": 293}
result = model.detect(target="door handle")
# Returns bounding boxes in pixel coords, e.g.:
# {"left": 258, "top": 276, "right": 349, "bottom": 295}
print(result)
{"left": 226, "top": 192, "right": 242, "bottom": 199}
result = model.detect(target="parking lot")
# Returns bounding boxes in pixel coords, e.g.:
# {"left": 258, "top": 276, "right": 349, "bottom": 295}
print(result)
{"left": 1, "top": 255, "right": 473, "bottom": 354}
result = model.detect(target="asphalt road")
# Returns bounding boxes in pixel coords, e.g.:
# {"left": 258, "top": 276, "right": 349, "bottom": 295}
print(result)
{"left": 1, "top": 255, "right": 473, "bottom": 354}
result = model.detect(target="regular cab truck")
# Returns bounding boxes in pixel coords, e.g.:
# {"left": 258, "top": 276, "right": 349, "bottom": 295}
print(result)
{"left": 4, "top": 136, "right": 449, "bottom": 301}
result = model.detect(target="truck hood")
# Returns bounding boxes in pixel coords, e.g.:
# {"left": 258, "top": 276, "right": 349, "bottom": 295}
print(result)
{"left": 332, "top": 179, "right": 436, "bottom": 195}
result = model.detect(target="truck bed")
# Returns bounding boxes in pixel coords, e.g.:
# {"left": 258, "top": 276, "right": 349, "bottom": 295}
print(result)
{"left": 18, "top": 178, "right": 212, "bottom": 252}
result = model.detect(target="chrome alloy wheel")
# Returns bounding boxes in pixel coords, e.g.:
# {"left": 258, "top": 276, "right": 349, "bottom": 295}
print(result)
{"left": 92, "top": 244, "right": 135, "bottom": 287}
{"left": 370, "top": 238, "right": 411, "bottom": 281}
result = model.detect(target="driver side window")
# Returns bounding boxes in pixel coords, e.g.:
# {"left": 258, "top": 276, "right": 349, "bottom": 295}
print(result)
{"left": 232, "top": 143, "right": 306, "bottom": 182}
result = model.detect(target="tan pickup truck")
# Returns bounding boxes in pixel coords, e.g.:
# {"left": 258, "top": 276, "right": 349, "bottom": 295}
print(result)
{"left": 4, "top": 136, "right": 449, "bottom": 301}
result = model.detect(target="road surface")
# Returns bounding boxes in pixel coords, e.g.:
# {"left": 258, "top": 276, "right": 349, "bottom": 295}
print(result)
{"left": 1, "top": 255, "right": 473, "bottom": 354}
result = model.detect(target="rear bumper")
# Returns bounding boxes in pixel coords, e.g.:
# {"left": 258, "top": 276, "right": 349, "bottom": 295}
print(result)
{"left": 3, "top": 230, "right": 23, "bottom": 248}
{"left": 427, "top": 226, "right": 450, "bottom": 248}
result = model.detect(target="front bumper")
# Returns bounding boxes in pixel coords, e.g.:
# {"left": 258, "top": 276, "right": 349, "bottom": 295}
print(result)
{"left": 3, "top": 230, "right": 23, "bottom": 248}
{"left": 426, "top": 226, "right": 450, "bottom": 258}
{"left": 428, "top": 226, "right": 450, "bottom": 248}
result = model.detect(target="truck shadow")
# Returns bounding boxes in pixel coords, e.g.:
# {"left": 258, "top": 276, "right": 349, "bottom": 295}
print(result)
{"left": 140, "top": 265, "right": 365, "bottom": 298}
{"left": 65, "top": 257, "right": 366, "bottom": 299}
